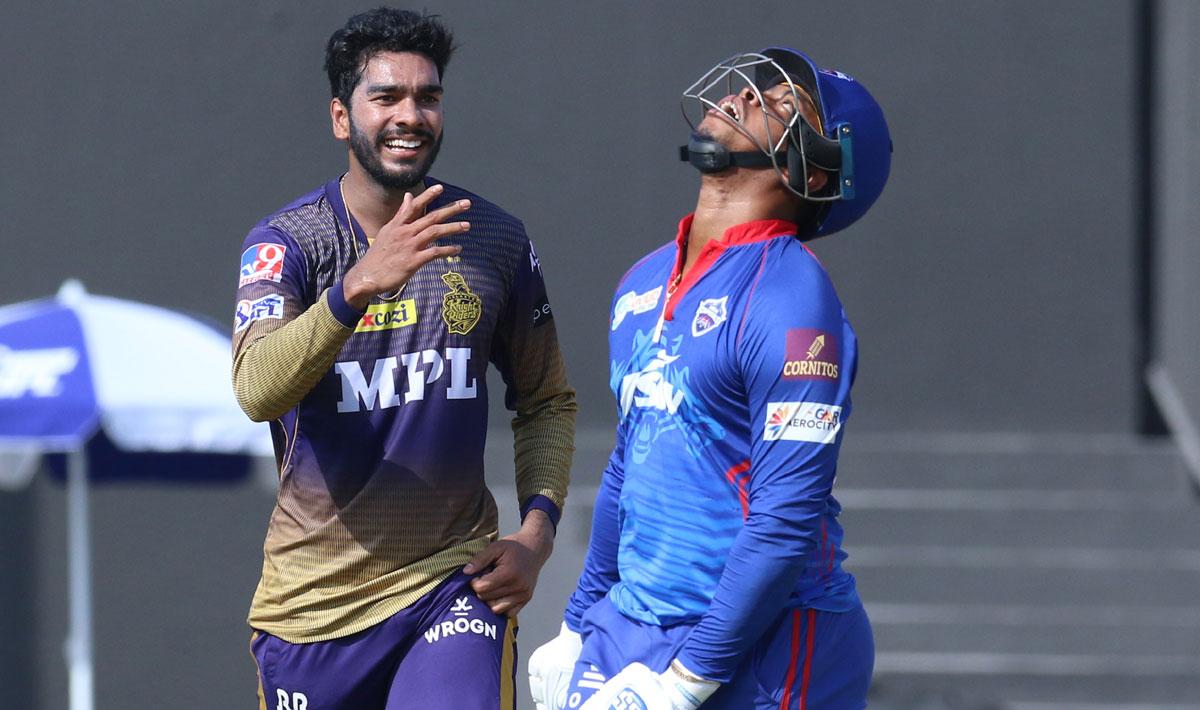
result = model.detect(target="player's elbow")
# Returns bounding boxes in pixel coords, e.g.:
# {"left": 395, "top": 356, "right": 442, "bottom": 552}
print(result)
{"left": 233, "top": 382, "right": 278, "bottom": 423}
{"left": 232, "top": 357, "right": 284, "bottom": 422}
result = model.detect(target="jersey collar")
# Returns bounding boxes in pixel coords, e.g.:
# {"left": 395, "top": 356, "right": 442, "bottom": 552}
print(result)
{"left": 673, "top": 214, "right": 799, "bottom": 248}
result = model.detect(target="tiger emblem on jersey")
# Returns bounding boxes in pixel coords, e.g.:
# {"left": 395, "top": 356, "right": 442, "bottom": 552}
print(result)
{"left": 441, "top": 270, "right": 482, "bottom": 335}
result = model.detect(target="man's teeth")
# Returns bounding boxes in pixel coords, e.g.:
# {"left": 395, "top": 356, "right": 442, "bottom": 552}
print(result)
{"left": 719, "top": 101, "right": 740, "bottom": 121}
{"left": 385, "top": 138, "right": 422, "bottom": 149}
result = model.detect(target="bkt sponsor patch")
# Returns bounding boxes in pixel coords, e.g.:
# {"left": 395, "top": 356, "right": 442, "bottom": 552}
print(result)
{"left": 239, "top": 243, "right": 286, "bottom": 287}
{"left": 764, "top": 401, "right": 842, "bottom": 443}
{"left": 355, "top": 298, "right": 417, "bottom": 333}
{"left": 783, "top": 328, "right": 839, "bottom": 381}
{"left": 234, "top": 294, "right": 285, "bottom": 333}
{"left": 612, "top": 286, "right": 662, "bottom": 331}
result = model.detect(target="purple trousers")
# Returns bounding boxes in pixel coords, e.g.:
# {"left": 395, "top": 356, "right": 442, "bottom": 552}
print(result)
{"left": 251, "top": 572, "right": 517, "bottom": 709}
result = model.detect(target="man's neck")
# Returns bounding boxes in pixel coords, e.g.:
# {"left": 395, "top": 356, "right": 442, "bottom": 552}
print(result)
{"left": 684, "top": 172, "right": 796, "bottom": 270}
{"left": 341, "top": 165, "right": 427, "bottom": 238}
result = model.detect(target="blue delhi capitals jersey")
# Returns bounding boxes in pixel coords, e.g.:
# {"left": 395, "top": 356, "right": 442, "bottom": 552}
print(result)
{"left": 566, "top": 214, "right": 861, "bottom": 680}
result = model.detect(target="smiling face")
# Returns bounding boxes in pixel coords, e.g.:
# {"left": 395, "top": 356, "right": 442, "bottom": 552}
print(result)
{"left": 332, "top": 50, "right": 444, "bottom": 191}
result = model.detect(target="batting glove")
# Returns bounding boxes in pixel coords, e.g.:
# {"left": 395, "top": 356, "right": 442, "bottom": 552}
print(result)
{"left": 580, "top": 659, "right": 720, "bottom": 710}
{"left": 529, "top": 622, "right": 583, "bottom": 710}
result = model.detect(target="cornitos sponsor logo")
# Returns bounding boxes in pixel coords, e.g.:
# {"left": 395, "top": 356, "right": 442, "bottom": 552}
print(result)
{"left": 235, "top": 294, "right": 285, "bottom": 333}
{"left": 611, "top": 286, "right": 662, "bottom": 331}
{"left": 355, "top": 298, "right": 417, "bottom": 333}
{"left": 764, "top": 401, "right": 842, "bottom": 443}
{"left": 423, "top": 596, "right": 497, "bottom": 644}
{"left": 782, "top": 328, "right": 839, "bottom": 381}
{"left": 0, "top": 346, "right": 79, "bottom": 398}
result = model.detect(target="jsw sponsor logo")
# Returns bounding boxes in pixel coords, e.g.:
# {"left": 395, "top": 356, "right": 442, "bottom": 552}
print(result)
{"left": 334, "top": 347, "right": 476, "bottom": 413}
{"left": 0, "top": 346, "right": 79, "bottom": 399}
{"left": 619, "top": 349, "right": 683, "bottom": 416}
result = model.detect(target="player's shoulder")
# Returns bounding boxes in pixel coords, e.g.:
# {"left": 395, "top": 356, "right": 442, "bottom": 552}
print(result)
{"left": 751, "top": 237, "right": 842, "bottom": 311}
{"left": 429, "top": 178, "right": 525, "bottom": 235}
{"left": 615, "top": 241, "right": 675, "bottom": 292}
{"left": 250, "top": 182, "right": 335, "bottom": 247}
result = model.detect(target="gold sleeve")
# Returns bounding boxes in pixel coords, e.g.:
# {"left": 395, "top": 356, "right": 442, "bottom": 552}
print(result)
{"left": 506, "top": 320, "right": 577, "bottom": 513}
{"left": 232, "top": 289, "right": 354, "bottom": 422}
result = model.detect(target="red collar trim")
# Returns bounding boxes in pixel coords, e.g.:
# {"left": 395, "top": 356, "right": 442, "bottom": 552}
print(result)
{"left": 673, "top": 214, "right": 798, "bottom": 248}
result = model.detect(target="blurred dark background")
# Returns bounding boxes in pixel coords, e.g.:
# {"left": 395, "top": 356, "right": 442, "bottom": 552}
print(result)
{"left": 2, "top": 1, "right": 1198, "bottom": 708}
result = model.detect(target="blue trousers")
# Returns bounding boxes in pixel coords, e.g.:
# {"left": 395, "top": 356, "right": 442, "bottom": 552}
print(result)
{"left": 565, "top": 597, "right": 872, "bottom": 709}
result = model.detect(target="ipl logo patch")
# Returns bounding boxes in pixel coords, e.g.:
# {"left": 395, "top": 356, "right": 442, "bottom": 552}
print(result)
{"left": 691, "top": 296, "right": 728, "bottom": 337}
{"left": 441, "top": 270, "right": 482, "bottom": 335}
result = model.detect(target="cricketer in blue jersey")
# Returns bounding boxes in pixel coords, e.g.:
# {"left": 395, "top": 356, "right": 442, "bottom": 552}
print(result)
{"left": 233, "top": 9, "right": 575, "bottom": 709}
{"left": 528, "top": 48, "right": 891, "bottom": 710}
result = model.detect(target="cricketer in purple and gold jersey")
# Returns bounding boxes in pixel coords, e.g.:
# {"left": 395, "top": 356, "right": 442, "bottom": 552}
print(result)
{"left": 232, "top": 175, "right": 575, "bottom": 707}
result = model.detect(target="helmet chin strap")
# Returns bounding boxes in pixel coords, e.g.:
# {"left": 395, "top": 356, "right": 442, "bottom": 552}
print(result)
{"left": 679, "top": 136, "right": 784, "bottom": 174}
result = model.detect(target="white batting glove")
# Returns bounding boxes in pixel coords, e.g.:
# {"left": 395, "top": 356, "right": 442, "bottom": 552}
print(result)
{"left": 580, "top": 659, "right": 720, "bottom": 710}
{"left": 529, "top": 622, "right": 583, "bottom": 710}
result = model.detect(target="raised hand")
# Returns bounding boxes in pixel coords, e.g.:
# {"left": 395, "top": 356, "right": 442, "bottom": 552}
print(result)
{"left": 343, "top": 184, "right": 470, "bottom": 308}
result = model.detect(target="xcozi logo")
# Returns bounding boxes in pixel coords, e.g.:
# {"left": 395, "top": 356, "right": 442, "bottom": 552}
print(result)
{"left": 355, "top": 299, "right": 417, "bottom": 333}
{"left": 764, "top": 401, "right": 842, "bottom": 444}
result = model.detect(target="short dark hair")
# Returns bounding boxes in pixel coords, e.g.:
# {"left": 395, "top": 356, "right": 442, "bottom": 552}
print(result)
{"left": 324, "top": 7, "right": 456, "bottom": 108}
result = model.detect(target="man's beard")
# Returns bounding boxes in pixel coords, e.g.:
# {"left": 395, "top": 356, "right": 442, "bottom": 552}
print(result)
{"left": 349, "top": 116, "right": 442, "bottom": 191}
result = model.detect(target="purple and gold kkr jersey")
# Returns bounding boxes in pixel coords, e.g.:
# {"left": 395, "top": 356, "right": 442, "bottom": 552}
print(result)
{"left": 232, "top": 177, "right": 575, "bottom": 643}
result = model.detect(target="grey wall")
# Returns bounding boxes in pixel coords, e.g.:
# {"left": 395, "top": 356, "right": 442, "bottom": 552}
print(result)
{"left": 1150, "top": 0, "right": 1200, "bottom": 477}
{"left": 0, "top": 1, "right": 1152, "bottom": 708}
{"left": 0, "top": 0, "right": 1140, "bottom": 434}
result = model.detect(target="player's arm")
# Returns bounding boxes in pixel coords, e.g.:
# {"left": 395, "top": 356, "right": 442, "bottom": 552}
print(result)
{"left": 233, "top": 186, "right": 469, "bottom": 421}
{"left": 563, "top": 419, "right": 626, "bottom": 629}
{"left": 675, "top": 256, "right": 854, "bottom": 684}
{"left": 467, "top": 235, "right": 576, "bottom": 616}
{"left": 528, "top": 419, "right": 627, "bottom": 710}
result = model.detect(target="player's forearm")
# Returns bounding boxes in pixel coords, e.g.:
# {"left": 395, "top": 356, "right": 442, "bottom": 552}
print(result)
{"left": 677, "top": 502, "right": 825, "bottom": 682}
{"left": 511, "top": 387, "right": 577, "bottom": 510}
{"left": 563, "top": 460, "right": 622, "bottom": 630}
{"left": 233, "top": 289, "right": 355, "bottom": 422}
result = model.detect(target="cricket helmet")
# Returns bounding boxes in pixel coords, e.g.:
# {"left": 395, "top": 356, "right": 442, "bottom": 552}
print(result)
{"left": 680, "top": 46, "right": 892, "bottom": 239}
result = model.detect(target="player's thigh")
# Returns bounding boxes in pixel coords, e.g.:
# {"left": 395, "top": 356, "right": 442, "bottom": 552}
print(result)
{"left": 563, "top": 597, "right": 682, "bottom": 709}
{"left": 386, "top": 583, "right": 518, "bottom": 710}
{"left": 708, "top": 605, "right": 874, "bottom": 710}
{"left": 251, "top": 627, "right": 397, "bottom": 710}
